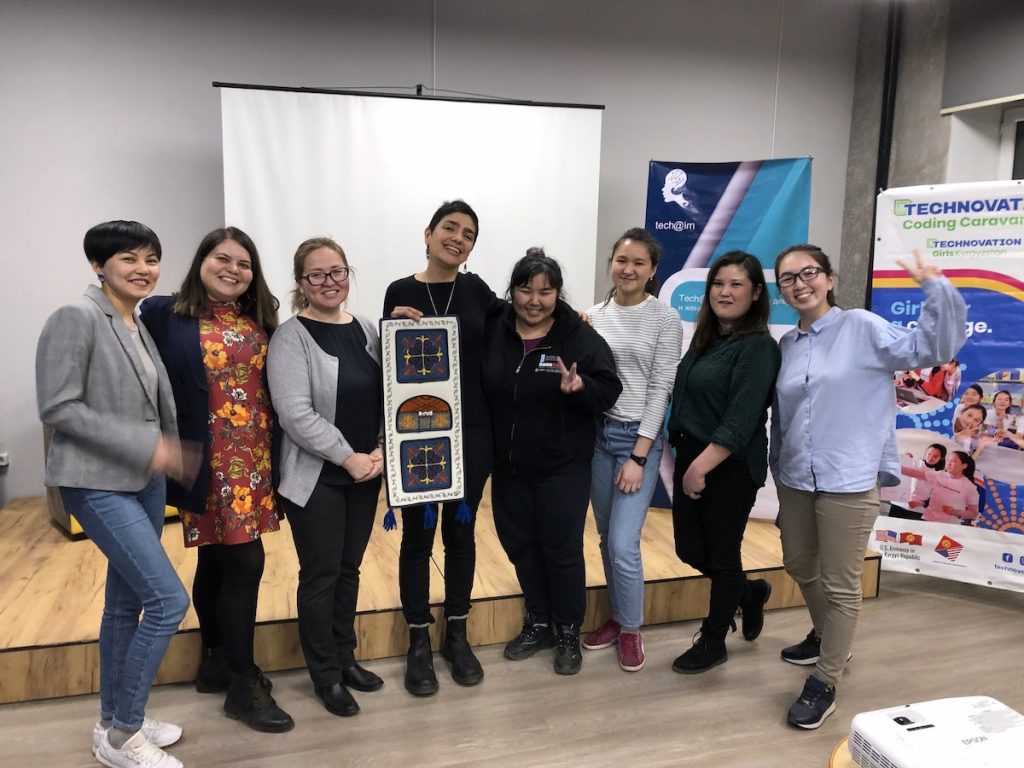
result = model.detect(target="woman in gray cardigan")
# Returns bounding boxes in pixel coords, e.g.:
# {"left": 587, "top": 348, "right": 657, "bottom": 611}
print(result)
{"left": 267, "top": 237, "right": 384, "bottom": 718}
{"left": 36, "top": 221, "right": 191, "bottom": 768}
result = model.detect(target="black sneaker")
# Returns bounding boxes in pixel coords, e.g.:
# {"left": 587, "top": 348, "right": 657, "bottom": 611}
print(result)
{"left": 787, "top": 675, "right": 836, "bottom": 729}
{"left": 553, "top": 624, "right": 582, "bottom": 675}
{"left": 780, "top": 628, "right": 821, "bottom": 665}
{"left": 739, "top": 578, "right": 772, "bottom": 641}
{"left": 780, "top": 628, "right": 853, "bottom": 666}
{"left": 504, "top": 619, "right": 555, "bottom": 661}
{"left": 672, "top": 629, "right": 727, "bottom": 674}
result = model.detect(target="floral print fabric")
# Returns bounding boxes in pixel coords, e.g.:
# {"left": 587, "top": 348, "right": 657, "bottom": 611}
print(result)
{"left": 181, "top": 303, "right": 279, "bottom": 546}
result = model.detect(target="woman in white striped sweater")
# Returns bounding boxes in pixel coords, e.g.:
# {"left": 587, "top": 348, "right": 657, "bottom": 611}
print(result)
{"left": 582, "top": 228, "right": 683, "bottom": 671}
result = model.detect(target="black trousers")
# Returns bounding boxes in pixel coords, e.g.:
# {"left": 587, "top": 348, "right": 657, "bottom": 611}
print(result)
{"left": 491, "top": 467, "right": 590, "bottom": 627}
{"left": 672, "top": 436, "right": 759, "bottom": 630}
{"left": 399, "top": 427, "right": 492, "bottom": 625}
{"left": 192, "top": 538, "right": 266, "bottom": 675}
{"left": 284, "top": 478, "right": 381, "bottom": 687}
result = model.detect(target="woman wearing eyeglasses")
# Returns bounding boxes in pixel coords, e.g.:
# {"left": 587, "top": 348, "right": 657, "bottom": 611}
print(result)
{"left": 770, "top": 245, "right": 966, "bottom": 730}
{"left": 267, "top": 237, "right": 385, "bottom": 718}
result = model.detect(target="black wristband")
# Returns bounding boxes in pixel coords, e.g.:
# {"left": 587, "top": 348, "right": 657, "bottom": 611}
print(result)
{"left": 629, "top": 453, "right": 648, "bottom": 467}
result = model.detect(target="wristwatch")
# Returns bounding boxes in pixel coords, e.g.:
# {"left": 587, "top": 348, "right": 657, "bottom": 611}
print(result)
{"left": 629, "top": 453, "right": 648, "bottom": 467}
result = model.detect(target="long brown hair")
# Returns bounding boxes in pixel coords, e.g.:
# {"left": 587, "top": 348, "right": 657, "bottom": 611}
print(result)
{"left": 689, "top": 251, "right": 770, "bottom": 356}
{"left": 173, "top": 227, "right": 279, "bottom": 330}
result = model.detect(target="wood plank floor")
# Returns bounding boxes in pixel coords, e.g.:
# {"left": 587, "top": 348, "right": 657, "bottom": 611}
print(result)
{"left": 0, "top": 487, "right": 880, "bottom": 704}
{"left": 2, "top": 572, "right": 1022, "bottom": 768}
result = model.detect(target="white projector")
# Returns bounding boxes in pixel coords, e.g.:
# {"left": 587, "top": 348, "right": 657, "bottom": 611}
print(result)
{"left": 849, "top": 696, "right": 1024, "bottom": 768}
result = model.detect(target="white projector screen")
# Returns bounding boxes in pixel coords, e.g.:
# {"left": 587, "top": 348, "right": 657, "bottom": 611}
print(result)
{"left": 220, "top": 86, "right": 604, "bottom": 319}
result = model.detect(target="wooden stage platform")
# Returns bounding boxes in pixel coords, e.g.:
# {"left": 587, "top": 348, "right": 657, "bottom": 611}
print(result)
{"left": 0, "top": 488, "right": 880, "bottom": 705}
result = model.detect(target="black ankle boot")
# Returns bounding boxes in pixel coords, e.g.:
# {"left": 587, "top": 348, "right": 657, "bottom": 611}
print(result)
{"left": 441, "top": 617, "right": 484, "bottom": 686}
{"left": 739, "top": 578, "right": 772, "bottom": 641}
{"left": 224, "top": 667, "right": 295, "bottom": 733}
{"left": 405, "top": 626, "right": 439, "bottom": 697}
{"left": 554, "top": 624, "right": 582, "bottom": 676}
{"left": 672, "top": 621, "right": 729, "bottom": 674}
{"left": 195, "top": 646, "right": 230, "bottom": 693}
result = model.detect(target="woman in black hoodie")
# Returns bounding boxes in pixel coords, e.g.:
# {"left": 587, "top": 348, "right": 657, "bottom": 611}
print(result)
{"left": 482, "top": 249, "right": 621, "bottom": 676}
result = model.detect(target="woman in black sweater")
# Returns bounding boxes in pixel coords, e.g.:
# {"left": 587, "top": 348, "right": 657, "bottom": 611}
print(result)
{"left": 383, "top": 200, "right": 504, "bottom": 696}
{"left": 482, "top": 250, "right": 621, "bottom": 676}
{"left": 669, "top": 251, "right": 780, "bottom": 674}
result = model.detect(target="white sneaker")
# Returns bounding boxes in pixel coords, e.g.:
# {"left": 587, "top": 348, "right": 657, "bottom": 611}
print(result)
{"left": 92, "top": 719, "right": 183, "bottom": 755}
{"left": 94, "top": 728, "right": 183, "bottom": 768}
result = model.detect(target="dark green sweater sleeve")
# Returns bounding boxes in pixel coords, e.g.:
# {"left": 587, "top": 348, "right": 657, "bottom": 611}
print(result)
{"left": 708, "top": 333, "right": 781, "bottom": 455}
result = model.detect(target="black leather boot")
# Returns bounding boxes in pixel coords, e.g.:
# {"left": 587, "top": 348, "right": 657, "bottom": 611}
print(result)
{"left": 224, "top": 667, "right": 295, "bottom": 733}
{"left": 404, "top": 626, "right": 439, "bottom": 697}
{"left": 195, "top": 646, "right": 230, "bottom": 693}
{"left": 193, "top": 647, "right": 230, "bottom": 696}
{"left": 441, "top": 617, "right": 484, "bottom": 686}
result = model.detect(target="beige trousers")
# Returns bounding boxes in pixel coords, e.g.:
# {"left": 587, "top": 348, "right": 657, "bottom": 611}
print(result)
{"left": 776, "top": 482, "right": 880, "bottom": 687}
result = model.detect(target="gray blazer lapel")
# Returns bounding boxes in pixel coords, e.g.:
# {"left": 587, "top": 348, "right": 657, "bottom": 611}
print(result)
{"left": 85, "top": 285, "right": 159, "bottom": 409}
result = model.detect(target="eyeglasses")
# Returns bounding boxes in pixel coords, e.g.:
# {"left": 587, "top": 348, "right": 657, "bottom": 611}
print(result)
{"left": 302, "top": 267, "right": 349, "bottom": 286}
{"left": 777, "top": 266, "right": 824, "bottom": 288}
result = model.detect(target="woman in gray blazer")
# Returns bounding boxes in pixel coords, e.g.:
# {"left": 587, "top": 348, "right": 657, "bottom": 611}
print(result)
{"left": 267, "top": 237, "right": 384, "bottom": 718}
{"left": 36, "top": 221, "right": 191, "bottom": 768}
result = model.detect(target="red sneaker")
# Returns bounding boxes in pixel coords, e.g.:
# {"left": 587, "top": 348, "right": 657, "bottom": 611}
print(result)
{"left": 618, "top": 630, "right": 645, "bottom": 672}
{"left": 582, "top": 618, "right": 621, "bottom": 650}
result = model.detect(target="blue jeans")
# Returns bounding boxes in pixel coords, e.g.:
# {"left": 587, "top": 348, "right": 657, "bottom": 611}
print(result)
{"left": 61, "top": 478, "right": 189, "bottom": 731}
{"left": 590, "top": 418, "right": 664, "bottom": 630}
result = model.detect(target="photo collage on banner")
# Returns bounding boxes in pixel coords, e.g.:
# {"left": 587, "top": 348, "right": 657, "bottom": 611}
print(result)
{"left": 645, "top": 158, "right": 811, "bottom": 514}
{"left": 873, "top": 180, "right": 1024, "bottom": 592}
{"left": 380, "top": 317, "right": 465, "bottom": 508}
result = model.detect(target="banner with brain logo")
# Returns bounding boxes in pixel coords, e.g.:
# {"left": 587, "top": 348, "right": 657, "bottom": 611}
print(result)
{"left": 644, "top": 158, "right": 812, "bottom": 514}
{"left": 872, "top": 180, "right": 1024, "bottom": 593}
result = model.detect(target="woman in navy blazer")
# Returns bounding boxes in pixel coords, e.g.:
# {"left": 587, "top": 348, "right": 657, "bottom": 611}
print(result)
{"left": 140, "top": 227, "right": 291, "bottom": 733}
{"left": 37, "top": 220, "right": 190, "bottom": 768}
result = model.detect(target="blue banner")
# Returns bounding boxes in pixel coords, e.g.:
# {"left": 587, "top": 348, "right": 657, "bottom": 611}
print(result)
{"left": 646, "top": 158, "right": 811, "bottom": 333}
{"left": 644, "top": 158, "right": 812, "bottom": 512}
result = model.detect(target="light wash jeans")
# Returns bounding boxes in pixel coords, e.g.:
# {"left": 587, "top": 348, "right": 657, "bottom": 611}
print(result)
{"left": 60, "top": 477, "right": 189, "bottom": 731}
{"left": 590, "top": 418, "right": 664, "bottom": 630}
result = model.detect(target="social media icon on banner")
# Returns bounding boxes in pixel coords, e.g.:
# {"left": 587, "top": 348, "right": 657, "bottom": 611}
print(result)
{"left": 1001, "top": 552, "right": 1013, "bottom": 563}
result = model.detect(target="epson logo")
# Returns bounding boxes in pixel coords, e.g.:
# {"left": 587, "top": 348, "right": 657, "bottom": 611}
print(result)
{"left": 894, "top": 197, "right": 1024, "bottom": 216}
{"left": 655, "top": 220, "right": 696, "bottom": 232}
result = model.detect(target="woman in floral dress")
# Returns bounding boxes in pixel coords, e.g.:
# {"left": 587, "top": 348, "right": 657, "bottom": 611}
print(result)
{"left": 141, "top": 227, "right": 293, "bottom": 733}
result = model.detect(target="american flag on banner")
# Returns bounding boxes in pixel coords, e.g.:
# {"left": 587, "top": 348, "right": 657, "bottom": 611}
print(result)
{"left": 875, "top": 529, "right": 898, "bottom": 543}
{"left": 935, "top": 536, "right": 964, "bottom": 562}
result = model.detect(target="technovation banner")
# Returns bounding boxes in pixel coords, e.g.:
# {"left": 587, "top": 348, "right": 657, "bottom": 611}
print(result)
{"left": 645, "top": 158, "right": 812, "bottom": 514}
{"left": 873, "top": 180, "right": 1024, "bottom": 592}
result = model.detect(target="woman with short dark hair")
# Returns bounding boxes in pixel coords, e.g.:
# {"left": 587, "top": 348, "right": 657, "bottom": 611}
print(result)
{"left": 38, "top": 220, "right": 190, "bottom": 768}
{"left": 383, "top": 200, "right": 504, "bottom": 695}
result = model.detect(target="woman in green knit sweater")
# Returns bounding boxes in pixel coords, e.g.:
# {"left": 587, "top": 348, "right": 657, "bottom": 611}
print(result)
{"left": 668, "top": 251, "right": 781, "bottom": 674}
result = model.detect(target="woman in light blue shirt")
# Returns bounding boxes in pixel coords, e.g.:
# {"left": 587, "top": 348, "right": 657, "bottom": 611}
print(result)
{"left": 770, "top": 245, "right": 966, "bottom": 730}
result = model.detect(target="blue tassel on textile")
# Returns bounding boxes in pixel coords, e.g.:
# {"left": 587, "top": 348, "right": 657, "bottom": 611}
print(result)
{"left": 423, "top": 503, "right": 437, "bottom": 529}
{"left": 455, "top": 499, "right": 472, "bottom": 523}
{"left": 382, "top": 507, "right": 397, "bottom": 531}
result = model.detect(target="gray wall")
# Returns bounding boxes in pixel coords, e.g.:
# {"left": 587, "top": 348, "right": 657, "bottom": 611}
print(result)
{"left": 943, "top": 0, "right": 1024, "bottom": 109}
{"left": 0, "top": 0, "right": 860, "bottom": 502}
{"left": 839, "top": 0, "right": 952, "bottom": 311}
